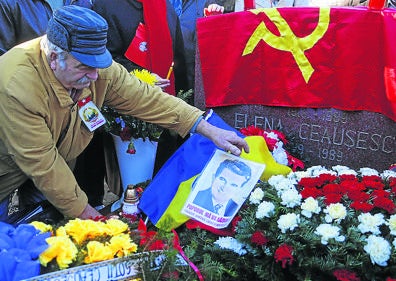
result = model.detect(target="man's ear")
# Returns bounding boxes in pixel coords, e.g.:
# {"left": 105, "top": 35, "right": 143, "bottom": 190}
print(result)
{"left": 49, "top": 52, "right": 57, "bottom": 70}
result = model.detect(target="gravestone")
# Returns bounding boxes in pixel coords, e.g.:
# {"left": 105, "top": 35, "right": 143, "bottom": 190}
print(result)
{"left": 194, "top": 52, "right": 396, "bottom": 172}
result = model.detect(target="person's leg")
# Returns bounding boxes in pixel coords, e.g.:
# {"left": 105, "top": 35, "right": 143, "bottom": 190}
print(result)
{"left": 0, "top": 195, "right": 10, "bottom": 221}
{"left": 18, "top": 180, "right": 46, "bottom": 209}
{"left": 15, "top": 180, "right": 63, "bottom": 225}
{"left": 74, "top": 131, "right": 106, "bottom": 208}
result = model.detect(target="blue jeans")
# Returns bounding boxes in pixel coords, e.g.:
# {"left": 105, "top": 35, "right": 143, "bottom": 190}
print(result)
{"left": 0, "top": 180, "right": 46, "bottom": 223}
{"left": 0, "top": 195, "right": 10, "bottom": 221}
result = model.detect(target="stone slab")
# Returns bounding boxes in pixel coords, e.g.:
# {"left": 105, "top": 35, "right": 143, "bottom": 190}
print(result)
{"left": 194, "top": 52, "right": 395, "bottom": 171}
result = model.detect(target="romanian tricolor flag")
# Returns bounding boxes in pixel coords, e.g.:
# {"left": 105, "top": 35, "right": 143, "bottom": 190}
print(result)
{"left": 197, "top": 7, "right": 396, "bottom": 122}
{"left": 138, "top": 111, "right": 244, "bottom": 230}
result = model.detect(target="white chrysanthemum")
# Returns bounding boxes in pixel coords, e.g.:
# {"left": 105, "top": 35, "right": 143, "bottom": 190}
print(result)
{"left": 301, "top": 197, "right": 321, "bottom": 218}
{"left": 363, "top": 235, "right": 391, "bottom": 266}
{"left": 256, "top": 201, "right": 275, "bottom": 219}
{"left": 306, "top": 165, "right": 328, "bottom": 176}
{"left": 214, "top": 237, "right": 247, "bottom": 256}
{"left": 277, "top": 213, "right": 300, "bottom": 233}
{"left": 272, "top": 142, "right": 289, "bottom": 165}
{"left": 381, "top": 170, "right": 396, "bottom": 180}
{"left": 386, "top": 214, "right": 396, "bottom": 236}
{"left": 268, "top": 174, "right": 287, "bottom": 186}
{"left": 358, "top": 213, "right": 385, "bottom": 235}
{"left": 332, "top": 165, "right": 357, "bottom": 176}
{"left": 249, "top": 188, "right": 265, "bottom": 204}
{"left": 324, "top": 203, "right": 347, "bottom": 223}
{"left": 280, "top": 188, "right": 302, "bottom": 208}
{"left": 314, "top": 224, "right": 345, "bottom": 245}
{"left": 265, "top": 131, "right": 280, "bottom": 141}
{"left": 272, "top": 177, "right": 297, "bottom": 195}
{"left": 288, "top": 170, "right": 309, "bottom": 182}
{"left": 359, "top": 167, "right": 379, "bottom": 176}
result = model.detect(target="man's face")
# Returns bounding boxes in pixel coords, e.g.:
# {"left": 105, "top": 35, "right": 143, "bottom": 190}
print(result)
{"left": 51, "top": 53, "right": 98, "bottom": 90}
{"left": 211, "top": 168, "right": 247, "bottom": 203}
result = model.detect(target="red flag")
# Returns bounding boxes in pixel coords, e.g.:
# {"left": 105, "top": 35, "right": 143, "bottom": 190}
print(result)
{"left": 197, "top": 7, "right": 396, "bottom": 122}
{"left": 125, "top": 0, "right": 175, "bottom": 95}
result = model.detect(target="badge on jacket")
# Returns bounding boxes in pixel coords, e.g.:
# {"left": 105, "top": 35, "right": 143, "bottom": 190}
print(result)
{"left": 78, "top": 96, "right": 106, "bottom": 132}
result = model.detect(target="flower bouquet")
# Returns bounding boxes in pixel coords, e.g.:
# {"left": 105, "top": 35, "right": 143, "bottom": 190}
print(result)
{"left": 210, "top": 166, "right": 396, "bottom": 281}
{"left": 101, "top": 69, "right": 192, "bottom": 154}
{"left": 0, "top": 214, "right": 191, "bottom": 281}
{"left": 101, "top": 69, "right": 163, "bottom": 154}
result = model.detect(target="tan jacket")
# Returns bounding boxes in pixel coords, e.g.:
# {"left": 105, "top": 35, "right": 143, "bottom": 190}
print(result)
{"left": 0, "top": 37, "right": 203, "bottom": 217}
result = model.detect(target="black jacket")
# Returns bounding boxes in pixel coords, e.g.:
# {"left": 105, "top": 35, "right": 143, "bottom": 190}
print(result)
{"left": 179, "top": 0, "right": 218, "bottom": 89}
{"left": 92, "top": 0, "right": 189, "bottom": 92}
{"left": 0, "top": 0, "right": 92, "bottom": 55}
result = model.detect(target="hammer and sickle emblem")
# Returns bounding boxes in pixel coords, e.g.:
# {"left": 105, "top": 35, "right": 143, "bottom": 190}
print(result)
{"left": 243, "top": 8, "right": 330, "bottom": 83}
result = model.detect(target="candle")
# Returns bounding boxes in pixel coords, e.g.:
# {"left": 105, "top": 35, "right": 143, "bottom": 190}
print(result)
{"left": 166, "top": 61, "right": 174, "bottom": 80}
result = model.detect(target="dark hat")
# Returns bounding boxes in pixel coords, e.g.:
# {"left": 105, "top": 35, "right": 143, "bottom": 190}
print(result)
{"left": 47, "top": 5, "right": 112, "bottom": 68}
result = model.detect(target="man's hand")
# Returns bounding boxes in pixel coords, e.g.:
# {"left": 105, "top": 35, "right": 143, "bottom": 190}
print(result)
{"left": 153, "top": 73, "right": 171, "bottom": 90}
{"left": 78, "top": 204, "right": 102, "bottom": 219}
{"left": 204, "top": 4, "right": 224, "bottom": 16}
{"left": 196, "top": 119, "right": 249, "bottom": 156}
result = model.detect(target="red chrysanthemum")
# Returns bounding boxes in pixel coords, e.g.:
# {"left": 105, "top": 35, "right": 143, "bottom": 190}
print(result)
{"left": 274, "top": 244, "right": 294, "bottom": 268}
{"left": 362, "top": 175, "right": 382, "bottom": 182}
{"left": 298, "top": 177, "right": 322, "bottom": 189}
{"left": 339, "top": 174, "right": 358, "bottom": 181}
{"left": 300, "top": 186, "right": 322, "bottom": 199}
{"left": 239, "top": 125, "right": 264, "bottom": 136}
{"left": 317, "top": 173, "right": 338, "bottom": 184}
{"left": 324, "top": 192, "right": 343, "bottom": 205}
{"left": 347, "top": 190, "right": 370, "bottom": 202}
{"left": 323, "top": 183, "right": 344, "bottom": 195}
{"left": 333, "top": 269, "right": 360, "bottom": 281}
{"left": 363, "top": 179, "right": 385, "bottom": 190}
{"left": 350, "top": 201, "right": 374, "bottom": 213}
{"left": 251, "top": 231, "right": 269, "bottom": 246}
{"left": 373, "top": 196, "right": 396, "bottom": 214}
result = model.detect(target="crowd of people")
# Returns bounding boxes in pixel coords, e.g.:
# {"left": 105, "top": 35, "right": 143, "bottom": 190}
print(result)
{"left": 0, "top": 0, "right": 393, "bottom": 225}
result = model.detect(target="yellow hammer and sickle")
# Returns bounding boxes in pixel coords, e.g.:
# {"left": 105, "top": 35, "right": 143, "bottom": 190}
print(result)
{"left": 243, "top": 8, "right": 330, "bottom": 83}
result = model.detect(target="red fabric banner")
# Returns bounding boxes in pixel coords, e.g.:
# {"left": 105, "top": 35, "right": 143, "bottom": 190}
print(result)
{"left": 126, "top": 0, "right": 175, "bottom": 95}
{"left": 197, "top": 7, "right": 396, "bottom": 122}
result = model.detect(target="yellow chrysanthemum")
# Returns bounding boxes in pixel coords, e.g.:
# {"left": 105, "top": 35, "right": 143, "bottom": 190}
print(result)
{"left": 55, "top": 226, "right": 68, "bottom": 237}
{"left": 131, "top": 69, "right": 157, "bottom": 86}
{"left": 30, "top": 221, "right": 52, "bottom": 233}
{"left": 39, "top": 236, "right": 78, "bottom": 269}
{"left": 84, "top": 241, "right": 114, "bottom": 264}
{"left": 63, "top": 219, "right": 107, "bottom": 245}
{"left": 105, "top": 218, "right": 129, "bottom": 236}
{"left": 83, "top": 219, "right": 108, "bottom": 240}
{"left": 108, "top": 233, "right": 138, "bottom": 258}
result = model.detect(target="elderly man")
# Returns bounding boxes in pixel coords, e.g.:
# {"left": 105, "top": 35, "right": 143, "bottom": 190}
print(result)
{"left": 0, "top": 5, "right": 248, "bottom": 222}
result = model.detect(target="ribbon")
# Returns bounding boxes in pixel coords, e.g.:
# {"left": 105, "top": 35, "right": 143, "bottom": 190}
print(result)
{"left": 172, "top": 229, "right": 204, "bottom": 281}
